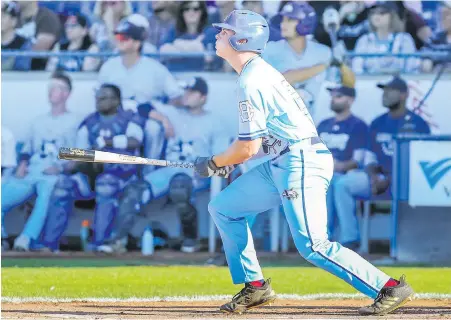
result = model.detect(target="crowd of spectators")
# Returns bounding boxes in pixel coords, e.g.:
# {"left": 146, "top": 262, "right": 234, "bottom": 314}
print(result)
{"left": 2, "top": 0, "right": 451, "bottom": 73}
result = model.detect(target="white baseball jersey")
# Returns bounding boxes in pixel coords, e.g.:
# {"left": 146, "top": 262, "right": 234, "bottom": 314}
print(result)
{"left": 237, "top": 55, "right": 318, "bottom": 162}
{"left": 262, "top": 39, "right": 331, "bottom": 109}
{"left": 158, "top": 105, "right": 229, "bottom": 163}
{"left": 21, "top": 111, "right": 81, "bottom": 174}
{"left": 98, "top": 56, "right": 183, "bottom": 112}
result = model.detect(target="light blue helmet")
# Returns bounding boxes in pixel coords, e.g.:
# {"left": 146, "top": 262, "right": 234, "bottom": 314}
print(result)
{"left": 213, "top": 10, "right": 269, "bottom": 54}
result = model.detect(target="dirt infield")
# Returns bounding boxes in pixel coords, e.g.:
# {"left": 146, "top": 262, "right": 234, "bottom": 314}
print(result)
{"left": 2, "top": 299, "right": 451, "bottom": 319}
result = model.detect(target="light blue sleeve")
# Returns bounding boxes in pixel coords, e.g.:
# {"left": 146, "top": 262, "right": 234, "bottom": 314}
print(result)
{"left": 237, "top": 85, "right": 268, "bottom": 141}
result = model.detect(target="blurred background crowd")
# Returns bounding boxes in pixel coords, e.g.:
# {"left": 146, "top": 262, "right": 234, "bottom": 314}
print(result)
{"left": 1, "top": 1, "right": 450, "bottom": 263}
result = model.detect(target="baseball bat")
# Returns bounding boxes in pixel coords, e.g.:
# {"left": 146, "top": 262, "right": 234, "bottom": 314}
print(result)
{"left": 58, "top": 147, "right": 195, "bottom": 169}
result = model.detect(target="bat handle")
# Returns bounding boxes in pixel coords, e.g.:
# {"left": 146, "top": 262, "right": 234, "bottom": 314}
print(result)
{"left": 58, "top": 147, "right": 95, "bottom": 162}
{"left": 167, "top": 161, "right": 195, "bottom": 169}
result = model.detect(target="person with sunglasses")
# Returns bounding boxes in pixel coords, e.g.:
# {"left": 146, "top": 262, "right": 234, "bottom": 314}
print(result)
{"left": 159, "top": 1, "right": 218, "bottom": 71}
{"left": 317, "top": 85, "right": 369, "bottom": 250}
{"left": 352, "top": 1, "right": 419, "bottom": 75}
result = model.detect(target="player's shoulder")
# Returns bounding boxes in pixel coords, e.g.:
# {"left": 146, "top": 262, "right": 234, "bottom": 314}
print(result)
{"left": 79, "top": 112, "right": 99, "bottom": 128}
{"left": 139, "top": 56, "right": 167, "bottom": 71}
{"left": 407, "top": 110, "right": 430, "bottom": 127}
{"left": 369, "top": 112, "right": 387, "bottom": 127}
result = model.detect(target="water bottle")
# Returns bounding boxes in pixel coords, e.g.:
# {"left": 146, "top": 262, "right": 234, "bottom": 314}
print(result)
{"left": 80, "top": 219, "right": 90, "bottom": 252}
{"left": 141, "top": 225, "right": 154, "bottom": 256}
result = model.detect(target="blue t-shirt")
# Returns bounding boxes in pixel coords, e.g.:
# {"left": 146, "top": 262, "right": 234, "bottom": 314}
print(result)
{"left": 317, "top": 114, "right": 369, "bottom": 167}
{"left": 368, "top": 110, "right": 430, "bottom": 175}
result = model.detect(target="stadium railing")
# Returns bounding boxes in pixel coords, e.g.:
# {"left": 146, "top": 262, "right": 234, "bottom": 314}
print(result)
{"left": 2, "top": 50, "right": 450, "bottom": 74}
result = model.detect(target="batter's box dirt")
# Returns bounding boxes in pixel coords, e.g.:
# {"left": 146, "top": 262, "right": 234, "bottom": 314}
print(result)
{"left": 2, "top": 299, "right": 451, "bottom": 319}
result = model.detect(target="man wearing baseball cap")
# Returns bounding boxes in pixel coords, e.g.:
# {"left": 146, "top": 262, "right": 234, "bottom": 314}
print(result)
{"left": 317, "top": 85, "right": 369, "bottom": 250}
{"left": 326, "top": 76, "right": 430, "bottom": 253}
{"left": 98, "top": 14, "right": 184, "bottom": 140}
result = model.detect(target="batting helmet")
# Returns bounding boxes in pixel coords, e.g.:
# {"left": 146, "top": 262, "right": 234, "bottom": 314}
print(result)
{"left": 213, "top": 10, "right": 269, "bottom": 54}
{"left": 279, "top": 2, "right": 317, "bottom": 36}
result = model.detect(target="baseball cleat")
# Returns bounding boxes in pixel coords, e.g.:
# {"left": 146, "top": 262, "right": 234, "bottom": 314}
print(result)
{"left": 358, "top": 275, "right": 415, "bottom": 316}
{"left": 220, "top": 278, "right": 276, "bottom": 314}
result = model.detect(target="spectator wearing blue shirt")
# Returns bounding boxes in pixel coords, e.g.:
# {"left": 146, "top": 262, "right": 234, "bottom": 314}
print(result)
{"left": 159, "top": 1, "right": 216, "bottom": 71}
{"left": 330, "top": 76, "right": 430, "bottom": 250}
{"left": 317, "top": 86, "right": 369, "bottom": 249}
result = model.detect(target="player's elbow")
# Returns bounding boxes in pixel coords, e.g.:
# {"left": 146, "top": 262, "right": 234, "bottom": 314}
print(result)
{"left": 237, "top": 138, "right": 261, "bottom": 161}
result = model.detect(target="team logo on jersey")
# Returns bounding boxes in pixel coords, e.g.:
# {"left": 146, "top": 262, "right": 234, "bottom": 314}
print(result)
{"left": 282, "top": 188, "right": 299, "bottom": 200}
{"left": 262, "top": 135, "right": 282, "bottom": 155}
{"left": 239, "top": 100, "right": 255, "bottom": 123}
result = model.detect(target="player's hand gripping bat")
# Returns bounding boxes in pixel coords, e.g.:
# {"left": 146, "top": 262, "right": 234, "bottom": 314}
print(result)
{"left": 58, "top": 147, "right": 194, "bottom": 169}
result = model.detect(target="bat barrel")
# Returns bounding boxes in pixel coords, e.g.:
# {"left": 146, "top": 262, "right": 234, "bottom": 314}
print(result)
{"left": 58, "top": 147, "right": 95, "bottom": 162}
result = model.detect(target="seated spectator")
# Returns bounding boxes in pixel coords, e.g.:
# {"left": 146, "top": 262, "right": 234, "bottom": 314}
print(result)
{"left": 98, "top": 14, "right": 183, "bottom": 140}
{"left": 353, "top": 1, "right": 419, "bottom": 74}
{"left": 159, "top": 1, "right": 217, "bottom": 71}
{"left": 48, "top": 14, "right": 100, "bottom": 72}
{"left": 96, "top": 77, "right": 229, "bottom": 254}
{"left": 15, "top": 0, "right": 62, "bottom": 70}
{"left": 147, "top": 1, "right": 177, "bottom": 48}
{"left": 329, "top": 76, "right": 430, "bottom": 250}
{"left": 38, "top": 83, "right": 145, "bottom": 251}
{"left": 89, "top": 0, "right": 133, "bottom": 51}
{"left": 1, "top": 71, "right": 81, "bottom": 251}
{"left": 317, "top": 86, "right": 369, "bottom": 250}
{"left": 1, "top": 1, "right": 32, "bottom": 71}
{"left": 395, "top": 1, "right": 433, "bottom": 50}
{"left": 421, "top": 2, "right": 451, "bottom": 73}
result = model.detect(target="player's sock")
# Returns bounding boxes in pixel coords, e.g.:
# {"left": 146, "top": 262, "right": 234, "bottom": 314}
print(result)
{"left": 384, "top": 278, "right": 400, "bottom": 288}
{"left": 248, "top": 280, "right": 265, "bottom": 287}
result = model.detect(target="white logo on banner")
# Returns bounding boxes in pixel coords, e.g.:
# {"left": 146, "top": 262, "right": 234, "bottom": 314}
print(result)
{"left": 409, "top": 141, "right": 451, "bottom": 207}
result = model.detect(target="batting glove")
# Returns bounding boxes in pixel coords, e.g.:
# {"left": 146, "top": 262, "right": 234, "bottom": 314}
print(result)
{"left": 194, "top": 157, "right": 236, "bottom": 178}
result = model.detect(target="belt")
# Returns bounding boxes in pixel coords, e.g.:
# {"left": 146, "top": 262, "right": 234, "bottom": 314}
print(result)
{"left": 279, "top": 136, "right": 323, "bottom": 157}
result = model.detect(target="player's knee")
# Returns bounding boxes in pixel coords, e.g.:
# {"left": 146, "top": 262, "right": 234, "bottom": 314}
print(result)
{"left": 118, "top": 179, "right": 153, "bottom": 215}
{"left": 95, "top": 173, "right": 121, "bottom": 201}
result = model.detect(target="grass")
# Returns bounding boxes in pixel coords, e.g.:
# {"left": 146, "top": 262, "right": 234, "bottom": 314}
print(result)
{"left": 2, "top": 258, "right": 450, "bottom": 298}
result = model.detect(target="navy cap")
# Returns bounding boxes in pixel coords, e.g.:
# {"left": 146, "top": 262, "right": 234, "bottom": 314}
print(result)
{"left": 183, "top": 77, "right": 208, "bottom": 95}
{"left": 2, "top": 1, "right": 20, "bottom": 17}
{"left": 370, "top": 1, "right": 399, "bottom": 14}
{"left": 114, "top": 14, "right": 149, "bottom": 41}
{"left": 377, "top": 76, "right": 408, "bottom": 93}
{"left": 327, "top": 85, "right": 356, "bottom": 97}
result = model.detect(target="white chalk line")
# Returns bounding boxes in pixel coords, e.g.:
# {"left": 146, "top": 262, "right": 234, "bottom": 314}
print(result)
{"left": 2, "top": 292, "right": 451, "bottom": 303}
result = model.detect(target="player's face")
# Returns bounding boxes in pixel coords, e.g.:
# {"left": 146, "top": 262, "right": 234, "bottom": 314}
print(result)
{"left": 96, "top": 87, "right": 120, "bottom": 114}
{"left": 183, "top": 89, "right": 206, "bottom": 109}
{"left": 330, "top": 93, "right": 351, "bottom": 113}
{"left": 281, "top": 16, "right": 299, "bottom": 39}
{"left": 215, "top": 28, "right": 236, "bottom": 59}
{"left": 382, "top": 88, "right": 403, "bottom": 109}
{"left": 48, "top": 79, "right": 70, "bottom": 105}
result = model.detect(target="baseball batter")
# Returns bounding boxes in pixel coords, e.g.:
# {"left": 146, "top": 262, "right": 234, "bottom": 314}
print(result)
{"left": 193, "top": 10, "right": 414, "bottom": 316}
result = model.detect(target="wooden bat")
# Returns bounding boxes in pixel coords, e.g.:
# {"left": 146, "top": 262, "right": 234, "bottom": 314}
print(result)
{"left": 58, "top": 147, "right": 195, "bottom": 169}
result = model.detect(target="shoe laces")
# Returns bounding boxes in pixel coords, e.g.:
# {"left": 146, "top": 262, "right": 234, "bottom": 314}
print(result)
{"left": 232, "top": 285, "right": 254, "bottom": 304}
